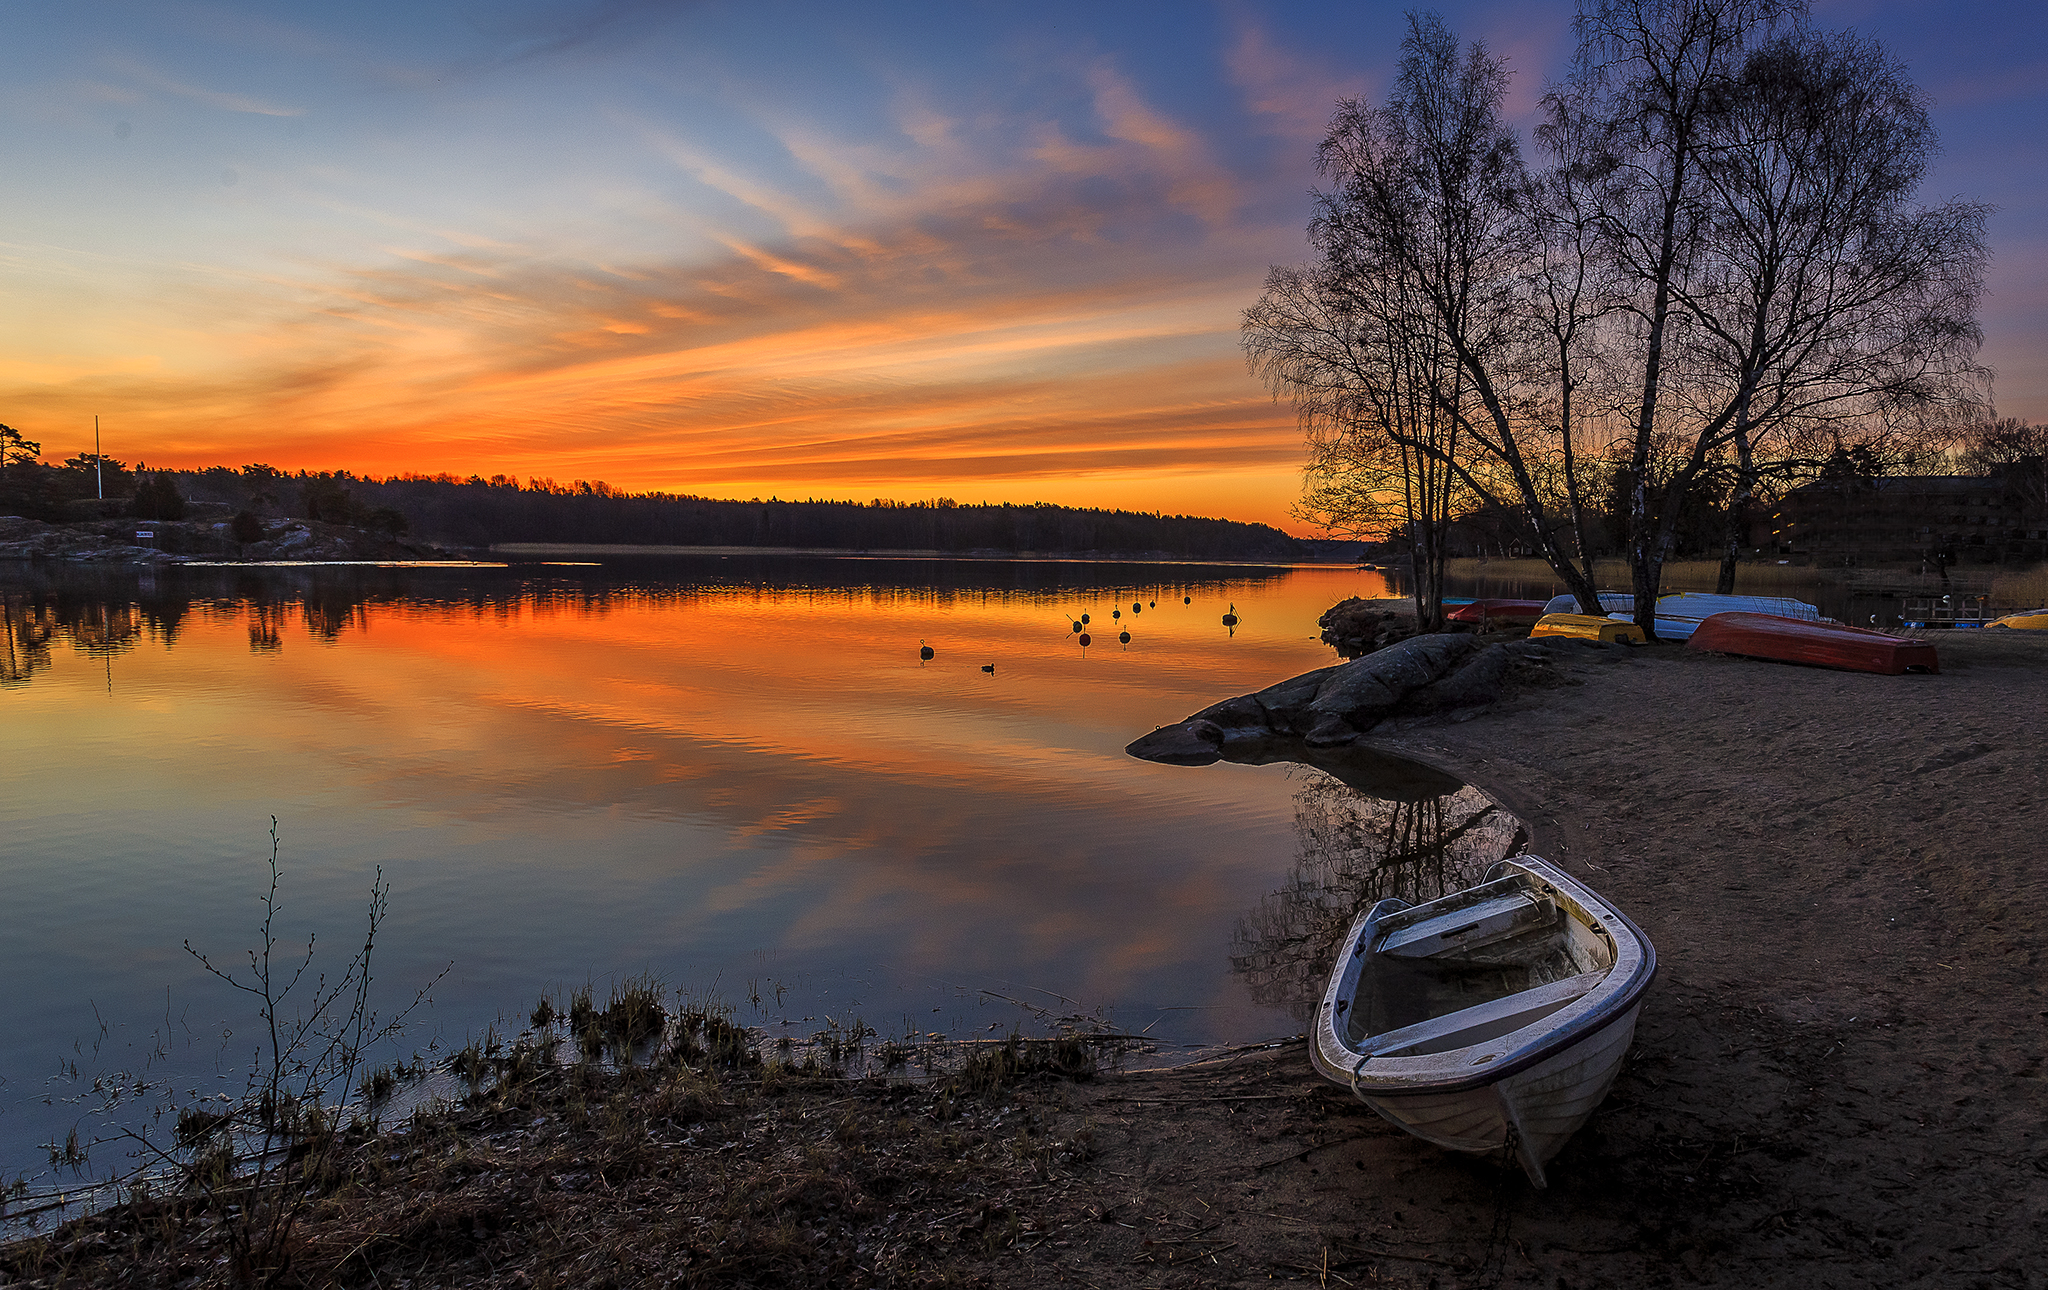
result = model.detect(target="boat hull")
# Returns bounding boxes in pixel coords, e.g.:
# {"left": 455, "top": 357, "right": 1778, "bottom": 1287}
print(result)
{"left": 1686, "top": 611, "right": 1938, "bottom": 674}
{"left": 1531, "top": 613, "right": 1644, "bottom": 645}
{"left": 1445, "top": 599, "right": 1549, "bottom": 625}
{"left": 1988, "top": 610, "right": 2048, "bottom": 630}
{"left": 1350, "top": 1001, "right": 1641, "bottom": 1187}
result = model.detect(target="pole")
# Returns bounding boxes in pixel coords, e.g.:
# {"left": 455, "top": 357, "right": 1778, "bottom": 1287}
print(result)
{"left": 94, "top": 416, "right": 103, "bottom": 500}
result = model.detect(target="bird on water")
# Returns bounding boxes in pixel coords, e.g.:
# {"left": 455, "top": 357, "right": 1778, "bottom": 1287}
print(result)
{"left": 981, "top": 663, "right": 995, "bottom": 674}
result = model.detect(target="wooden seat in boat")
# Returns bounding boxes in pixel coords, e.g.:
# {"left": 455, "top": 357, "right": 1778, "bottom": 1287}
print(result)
{"left": 1358, "top": 969, "right": 1609, "bottom": 1059}
{"left": 1376, "top": 892, "right": 1557, "bottom": 959}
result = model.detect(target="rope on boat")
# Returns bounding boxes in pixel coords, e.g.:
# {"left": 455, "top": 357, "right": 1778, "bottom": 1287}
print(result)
{"left": 1478, "top": 1124, "right": 1522, "bottom": 1289}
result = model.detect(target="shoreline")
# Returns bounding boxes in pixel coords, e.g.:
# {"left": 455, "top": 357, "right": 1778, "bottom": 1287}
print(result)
{"left": 6, "top": 629, "right": 2045, "bottom": 1287}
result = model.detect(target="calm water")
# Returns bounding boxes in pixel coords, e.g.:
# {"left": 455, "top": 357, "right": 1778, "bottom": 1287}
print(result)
{"left": 0, "top": 555, "right": 1520, "bottom": 1187}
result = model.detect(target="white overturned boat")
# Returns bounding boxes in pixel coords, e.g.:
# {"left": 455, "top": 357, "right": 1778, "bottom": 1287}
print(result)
{"left": 1311, "top": 855, "right": 1655, "bottom": 1186}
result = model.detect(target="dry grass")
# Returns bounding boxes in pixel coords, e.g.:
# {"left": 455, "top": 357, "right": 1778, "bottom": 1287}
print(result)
{"left": 0, "top": 997, "right": 1112, "bottom": 1290}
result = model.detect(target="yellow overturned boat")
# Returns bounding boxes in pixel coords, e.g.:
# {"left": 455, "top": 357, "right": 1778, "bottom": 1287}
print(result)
{"left": 1529, "top": 613, "right": 1645, "bottom": 645}
{"left": 1986, "top": 609, "right": 2048, "bottom": 630}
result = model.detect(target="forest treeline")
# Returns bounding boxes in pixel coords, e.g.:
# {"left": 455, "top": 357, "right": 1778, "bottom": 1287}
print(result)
{"left": 0, "top": 438, "right": 1306, "bottom": 560}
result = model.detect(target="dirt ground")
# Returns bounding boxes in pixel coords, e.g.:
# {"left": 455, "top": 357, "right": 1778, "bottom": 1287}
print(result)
{"left": 5, "top": 629, "right": 2043, "bottom": 1289}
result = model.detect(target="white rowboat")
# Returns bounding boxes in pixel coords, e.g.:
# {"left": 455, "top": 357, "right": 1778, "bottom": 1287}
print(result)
{"left": 1310, "top": 855, "right": 1656, "bottom": 1186}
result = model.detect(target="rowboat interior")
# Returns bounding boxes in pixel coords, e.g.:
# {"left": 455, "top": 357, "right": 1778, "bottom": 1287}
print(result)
{"left": 1343, "top": 874, "right": 1614, "bottom": 1063}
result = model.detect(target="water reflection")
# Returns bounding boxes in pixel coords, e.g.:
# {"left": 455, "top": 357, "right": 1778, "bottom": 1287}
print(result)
{"left": 1230, "top": 764, "right": 1525, "bottom": 1027}
{"left": 4, "top": 554, "right": 1410, "bottom": 1185}
{"left": 0, "top": 555, "right": 1310, "bottom": 676}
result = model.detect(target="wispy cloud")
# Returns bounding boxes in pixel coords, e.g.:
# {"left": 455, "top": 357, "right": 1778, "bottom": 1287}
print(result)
{"left": 106, "top": 54, "right": 305, "bottom": 117}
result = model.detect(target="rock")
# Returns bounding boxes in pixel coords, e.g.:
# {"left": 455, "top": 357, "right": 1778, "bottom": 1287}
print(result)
{"left": 1317, "top": 597, "right": 1419, "bottom": 659}
{"left": 1126, "top": 633, "right": 1510, "bottom": 764}
{"left": 1125, "top": 635, "right": 1545, "bottom": 761}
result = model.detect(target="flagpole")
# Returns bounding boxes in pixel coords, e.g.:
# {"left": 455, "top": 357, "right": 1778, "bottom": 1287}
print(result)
{"left": 95, "top": 415, "right": 104, "bottom": 500}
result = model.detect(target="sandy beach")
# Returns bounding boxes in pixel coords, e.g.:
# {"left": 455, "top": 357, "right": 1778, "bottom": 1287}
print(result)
{"left": 990, "top": 625, "right": 2048, "bottom": 1288}
{"left": 7, "top": 628, "right": 2043, "bottom": 1288}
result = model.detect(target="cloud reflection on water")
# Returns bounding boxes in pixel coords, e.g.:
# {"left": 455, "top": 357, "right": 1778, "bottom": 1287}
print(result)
{"left": 3, "top": 557, "right": 1453, "bottom": 1178}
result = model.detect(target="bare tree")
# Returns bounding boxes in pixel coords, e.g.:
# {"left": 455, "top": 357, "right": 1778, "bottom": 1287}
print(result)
{"left": 1555, "top": 0, "right": 1989, "bottom": 621}
{"left": 1956, "top": 417, "right": 2048, "bottom": 514}
{"left": 1251, "top": 14, "right": 1609, "bottom": 617}
{"left": 1256, "top": 3, "right": 1988, "bottom": 632}
{"left": 1246, "top": 256, "right": 1469, "bottom": 628}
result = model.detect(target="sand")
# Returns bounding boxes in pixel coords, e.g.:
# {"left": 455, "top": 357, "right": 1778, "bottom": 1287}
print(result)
{"left": 1010, "top": 626, "right": 2048, "bottom": 1288}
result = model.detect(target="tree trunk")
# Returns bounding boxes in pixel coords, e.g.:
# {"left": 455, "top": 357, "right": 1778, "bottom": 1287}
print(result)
{"left": 1715, "top": 431, "right": 1757, "bottom": 594}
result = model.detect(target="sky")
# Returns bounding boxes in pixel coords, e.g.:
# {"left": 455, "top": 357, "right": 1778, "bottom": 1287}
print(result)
{"left": 2, "top": 0, "right": 2043, "bottom": 531}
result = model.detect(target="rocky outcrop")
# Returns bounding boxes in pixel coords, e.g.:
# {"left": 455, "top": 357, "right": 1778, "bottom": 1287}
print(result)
{"left": 1126, "top": 633, "right": 1556, "bottom": 766}
{"left": 1317, "top": 597, "right": 1419, "bottom": 659}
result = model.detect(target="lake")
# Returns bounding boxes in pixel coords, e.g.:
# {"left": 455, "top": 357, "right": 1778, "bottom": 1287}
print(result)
{"left": 0, "top": 555, "right": 1528, "bottom": 1191}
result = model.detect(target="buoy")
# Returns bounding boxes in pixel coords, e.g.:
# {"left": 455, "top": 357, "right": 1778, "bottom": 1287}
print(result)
{"left": 1070, "top": 620, "right": 1081, "bottom": 633}
{"left": 1081, "top": 613, "right": 1090, "bottom": 624}
{"left": 1183, "top": 596, "right": 1191, "bottom": 605}
{"left": 1112, "top": 609, "right": 1121, "bottom": 620}
{"left": 981, "top": 663, "right": 995, "bottom": 675}
{"left": 919, "top": 640, "right": 934, "bottom": 661}
{"left": 1149, "top": 600, "right": 1156, "bottom": 608}
{"left": 1078, "top": 633, "right": 1091, "bottom": 647}
{"left": 1222, "top": 602, "right": 1239, "bottom": 627}
{"left": 1132, "top": 602, "right": 1141, "bottom": 614}
{"left": 1118, "top": 630, "right": 1130, "bottom": 645}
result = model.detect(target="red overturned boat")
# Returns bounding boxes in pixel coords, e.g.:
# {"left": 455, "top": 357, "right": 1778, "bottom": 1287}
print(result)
{"left": 1685, "top": 612, "right": 1938, "bottom": 675}
{"left": 1446, "top": 599, "right": 1549, "bottom": 626}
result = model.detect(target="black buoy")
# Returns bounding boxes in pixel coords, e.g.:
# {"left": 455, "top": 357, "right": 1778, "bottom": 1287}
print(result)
{"left": 1118, "top": 630, "right": 1130, "bottom": 645}
{"left": 1070, "top": 620, "right": 1082, "bottom": 633}
{"left": 919, "top": 640, "right": 934, "bottom": 661}
{"left": 1148, "top": 600, "right": 1155, "bottom": 608}
{"left": 1132, "top": 602, "right": 1141, "bottom": 614}
{"left": 1222, "top": 602, "right": 1239, "bottom": 627}
{"left": 1078, "top": 632, "right": 1091, "bottom": 647}
{"left": 1112, "top": 609, "right": 1121, "bottom": 620}
{"left": 1081, "top": 613, "right": 1090, "bottom": 624}
{"left": 981, "top": 663, "right": 995, "bottom": 674}
{"left": 1183, "top": 596, "right": 1191, "bottom": 605}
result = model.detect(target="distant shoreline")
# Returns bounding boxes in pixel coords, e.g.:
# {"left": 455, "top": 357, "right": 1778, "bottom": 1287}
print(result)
{"left": 489, "top": 541, "right": 1356, "bottom": 569}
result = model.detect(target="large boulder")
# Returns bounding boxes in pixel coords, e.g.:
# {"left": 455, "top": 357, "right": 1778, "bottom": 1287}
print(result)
{"left": 1317, "top": 597, "right": 1418, "bottom": 659}
{"left": 1126, "top": 633, "right": 1524, "bottom": 765}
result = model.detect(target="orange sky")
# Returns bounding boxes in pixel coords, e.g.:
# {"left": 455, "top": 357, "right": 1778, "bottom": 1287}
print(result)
{"left": 2, "top": 2, "right": 2042, "bottom": 533}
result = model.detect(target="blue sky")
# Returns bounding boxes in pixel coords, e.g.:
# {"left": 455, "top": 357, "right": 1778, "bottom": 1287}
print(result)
{"left": 1, "top": 0, "right": 2041, "bottom": 527}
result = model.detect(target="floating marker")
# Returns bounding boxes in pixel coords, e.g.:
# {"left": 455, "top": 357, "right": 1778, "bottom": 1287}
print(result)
{"left": 1078, "top": 633, "right": 1091, "bottom": 647}
{"left": 1118, "top": 630, "right": 1131, "bottom": 645}
{"left": 919, "top": 641, "right": 934, "bottom": 661}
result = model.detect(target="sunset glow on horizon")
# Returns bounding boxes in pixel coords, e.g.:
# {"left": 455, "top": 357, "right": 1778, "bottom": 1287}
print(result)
{"left": 3, "top": 1, "right": 2044, "bottom": 531}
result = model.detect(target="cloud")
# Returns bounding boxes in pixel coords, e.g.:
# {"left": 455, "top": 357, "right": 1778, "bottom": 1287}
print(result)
{"left": 1224, "top": 10, "right": 1367, "bottom": 145}
{"left": 0, "top": 41, "right": 1313, "bottom": 521}
{"left": 106, "top": 54, "right": 305, "bottom": 117}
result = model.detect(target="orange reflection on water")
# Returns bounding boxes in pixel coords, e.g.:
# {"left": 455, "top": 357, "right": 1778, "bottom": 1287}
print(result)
{"left": 0, "top": 561, "right": 1408, "bottom": 1083}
